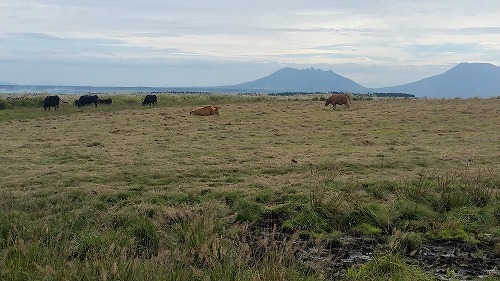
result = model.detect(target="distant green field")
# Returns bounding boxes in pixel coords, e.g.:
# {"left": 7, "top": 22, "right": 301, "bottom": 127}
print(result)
{"left": 1, "top": 94, "right": 499, "bottom": 280}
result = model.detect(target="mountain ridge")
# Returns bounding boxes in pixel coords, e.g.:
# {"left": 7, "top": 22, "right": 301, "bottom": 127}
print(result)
{"left": 375, "top": 62, "right": 500, "bottom": 98}
{"left": 225, "top": 67, "right": 367, "bottom": 93}
{"left": 1, "top": 62, "right": 499, "bottom": 98}
{"left": 219, "top": 62, "right": 500, "bottom": 98}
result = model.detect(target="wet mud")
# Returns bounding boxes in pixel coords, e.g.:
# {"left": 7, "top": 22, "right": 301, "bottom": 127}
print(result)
{"left": 250, "top": 225, "right": 499, "bottom": 280}
{"left": 417, "top": 239, "right": 500, "bottom": 280}
{"left": 297, "top": 236, "right": 499, "bottom": 279}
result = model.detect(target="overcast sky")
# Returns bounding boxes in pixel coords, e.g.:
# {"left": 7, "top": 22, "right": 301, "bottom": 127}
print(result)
{"left": 1, "top": 1, "right": 499, "bottom": 88}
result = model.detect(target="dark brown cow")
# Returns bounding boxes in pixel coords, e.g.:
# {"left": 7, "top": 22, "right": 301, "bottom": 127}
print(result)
{"left": 325, "top": 94, "right": 351, "bottom": 110}
{"left": 190, "top": 105, "right": 220, "bottom": 116}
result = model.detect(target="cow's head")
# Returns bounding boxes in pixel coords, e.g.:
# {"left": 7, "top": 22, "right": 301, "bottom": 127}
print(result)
{"left": 213, "top": 106, "right": 220, "bottom": 115}
{"left": 324, "top": 99, "right": 331, "bottom": 106}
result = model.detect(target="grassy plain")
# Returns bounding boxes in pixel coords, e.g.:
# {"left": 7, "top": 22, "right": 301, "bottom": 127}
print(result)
{"left": 1, "top": 94, "right": 499, "bottom": 280}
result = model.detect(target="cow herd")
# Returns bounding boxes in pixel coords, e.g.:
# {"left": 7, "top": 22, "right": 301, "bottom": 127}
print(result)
{"left": 43, "top": 93, "right": 352, "bottom": 114}
{"left": 43, "top": 94, "right": 157, "bottom": 111}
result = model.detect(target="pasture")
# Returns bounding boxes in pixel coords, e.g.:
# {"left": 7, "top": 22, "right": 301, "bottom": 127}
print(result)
{"left": 1, "top": 94, "right": 499, "bottom": 280}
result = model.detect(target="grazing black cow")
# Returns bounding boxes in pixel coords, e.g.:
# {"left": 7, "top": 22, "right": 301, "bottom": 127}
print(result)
{"left": 43, "top": 95, "right": 67, "bottom": 111}
{"left": 142, "top": 94, "right": 157, "bottom": 106}
{"left": 98, "top": 98, "right": 112, "bottom": 105}
{"left": 75, "top": 94, "right": 99, "bottom": 107}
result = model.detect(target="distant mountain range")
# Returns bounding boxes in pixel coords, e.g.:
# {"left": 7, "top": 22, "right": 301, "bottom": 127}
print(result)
{"left": 1, "top": 62, "right": 499, "bottom": 98}
{"left": 221, "top": 62, "right": 500, "bottom": 98}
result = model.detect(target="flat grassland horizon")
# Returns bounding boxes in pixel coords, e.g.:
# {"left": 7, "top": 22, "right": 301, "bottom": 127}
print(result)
{"left": 1, "top": 95, "right": 499, "bottom": 280}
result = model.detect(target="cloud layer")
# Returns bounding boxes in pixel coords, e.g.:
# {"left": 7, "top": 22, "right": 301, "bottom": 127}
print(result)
{"left": 1, "top": 0, "right": 499, "bottom": 87}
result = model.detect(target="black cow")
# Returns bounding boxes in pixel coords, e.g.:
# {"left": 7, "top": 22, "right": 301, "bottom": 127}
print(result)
{"left": 43, "top": 95, "right": 67, "bottom": 111}
{"left": 98, "top": 98, "right": 112, "bottom": 105}
{"left": 75, "top": 95, "right": 99, "bottom": 107}
{"left": 142, "top": 94, "right": 157, "bottom": 106}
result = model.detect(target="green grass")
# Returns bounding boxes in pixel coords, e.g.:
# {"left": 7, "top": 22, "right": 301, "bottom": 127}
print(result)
{"left": 344, "top": 253, "right": 434, "bottom": 281}
{"left": 1, "top": 94, "right": 500, "bottom": 280}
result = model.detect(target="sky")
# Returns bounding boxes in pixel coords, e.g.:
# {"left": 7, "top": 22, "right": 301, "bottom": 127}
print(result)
{"left": 1, "top": 0, "right": 499, "bottom": 88}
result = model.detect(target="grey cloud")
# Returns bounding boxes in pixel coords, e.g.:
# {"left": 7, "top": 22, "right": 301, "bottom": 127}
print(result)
{"left": 0, "top": 32, "right": 190, "bottom": 62}
{"left": 1, "top": 0, "right": 499, "bottom": 87}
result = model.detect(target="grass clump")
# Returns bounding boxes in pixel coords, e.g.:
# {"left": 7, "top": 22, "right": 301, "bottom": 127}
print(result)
{"left": 446, "top": 206, "right": 497, "bottom": 234}
{"left": 348, "top": 203, "right": 391, "bottom": 234}
{"left": 388, "top": 230, "right": 423, "bottom": 254}
{"left": 351, "top": 223, "right": 382, "bottom": 235}
{"left": 429, "top": 218, "right": 477, "bottom": 243}
{"left": 282, "top": 206, "right": 331, "bottom": 233}
{"left": 344, "top": 254, "right": 434, "bottom": 281}
{"left": 233, "top": 198, "right": 266, "bottom": 222}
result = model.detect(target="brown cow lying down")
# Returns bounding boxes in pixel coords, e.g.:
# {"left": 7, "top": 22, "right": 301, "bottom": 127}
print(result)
{"left": 190, "top": 105, "right": 220, "bottom": 116}
{"left": 325, "top": 94, "right": 351, "bottom": 110}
